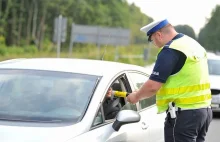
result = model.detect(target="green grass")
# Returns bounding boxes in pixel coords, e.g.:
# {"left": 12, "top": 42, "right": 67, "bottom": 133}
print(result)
{"left": 0, "top": 44, "right": 159, "bottom": 67}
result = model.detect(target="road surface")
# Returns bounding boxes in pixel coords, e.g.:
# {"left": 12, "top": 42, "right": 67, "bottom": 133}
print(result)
{"left": 206, "top": 113, "right": 220, "bottom": 142}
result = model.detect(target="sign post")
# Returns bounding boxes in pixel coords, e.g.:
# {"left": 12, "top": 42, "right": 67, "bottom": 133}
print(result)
{"left": 53, "top": 15, "right": 67, "bottom": 58}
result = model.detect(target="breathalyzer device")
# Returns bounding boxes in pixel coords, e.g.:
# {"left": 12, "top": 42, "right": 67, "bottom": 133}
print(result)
{"left": 112, "top": 91, "right": 129, "bottom": 98}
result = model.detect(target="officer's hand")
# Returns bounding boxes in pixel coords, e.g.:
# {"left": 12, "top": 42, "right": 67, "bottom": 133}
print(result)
{"left": 126, "top": 92, "right": 139, "bottom": 104}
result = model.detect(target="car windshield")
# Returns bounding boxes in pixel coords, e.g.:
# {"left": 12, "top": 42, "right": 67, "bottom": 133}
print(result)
{"left": 208, "top": 59, "right": 220, "bottom": 75}
{"left": 0, "top": 69, "right": 99, "bottom": 123}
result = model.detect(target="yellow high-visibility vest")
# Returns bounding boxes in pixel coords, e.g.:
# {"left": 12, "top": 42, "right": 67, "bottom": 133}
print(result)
{"left": 156, "top": 35, "right": 211, "bottom": 113}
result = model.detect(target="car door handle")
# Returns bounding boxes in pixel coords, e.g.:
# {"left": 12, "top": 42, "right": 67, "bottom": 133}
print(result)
{"left": 141, "top": 122, "right": 149, "bottom": 130}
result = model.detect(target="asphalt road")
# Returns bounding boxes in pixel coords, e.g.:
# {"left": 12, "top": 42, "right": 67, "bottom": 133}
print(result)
{"left": 206, "top": 113, "right": 220, "bottom": 142}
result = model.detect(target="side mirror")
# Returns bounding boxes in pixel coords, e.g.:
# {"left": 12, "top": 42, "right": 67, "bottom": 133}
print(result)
{"left": 112, "top": 110, "right": 140, "bottom": 131}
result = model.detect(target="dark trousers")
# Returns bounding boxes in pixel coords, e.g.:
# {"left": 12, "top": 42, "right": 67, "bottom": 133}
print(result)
{"left": 164, "top": 108, "right": 212, "bottom": 142}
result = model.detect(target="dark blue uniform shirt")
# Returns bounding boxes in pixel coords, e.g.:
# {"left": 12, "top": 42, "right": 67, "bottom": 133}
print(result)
{"left": 149, "top": 33, "right": 187, "bottom": 83}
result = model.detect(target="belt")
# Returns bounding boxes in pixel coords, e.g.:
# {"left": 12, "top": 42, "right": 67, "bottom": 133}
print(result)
{"left": 175, "top": 106, "right": 211, "bottom": 111}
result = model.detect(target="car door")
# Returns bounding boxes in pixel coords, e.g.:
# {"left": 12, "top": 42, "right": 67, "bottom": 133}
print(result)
{"left": 127, "top": 71, "right": 166, "bottom": 142}
{"left": 83, "top": 73, "right": 149, "bottom": 142}
{"left": 106, "top": 74, "right": 151, "bottom": 142}
{"left": 69, "top": 107, "right": 116, "bottom": 142}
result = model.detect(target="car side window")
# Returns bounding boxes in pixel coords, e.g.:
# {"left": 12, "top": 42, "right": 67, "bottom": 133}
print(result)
{"left": 128, "top": 72, "right": 156, "bottom": 109}
{"left": 102, "top": 77, "right": 137, "bottom": 120}
{"left": 92, "top": 75, "right": 136, "bottom": 127}
{"left": 118, "top": 77, "right": 137, "bottom": 112}
{"left": 92, "top": 108, "right": 104, "bottom": 127}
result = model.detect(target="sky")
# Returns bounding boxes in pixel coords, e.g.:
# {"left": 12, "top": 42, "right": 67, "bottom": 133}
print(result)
{"left": 127, "top": 0, "right": 220, "bottom": 35}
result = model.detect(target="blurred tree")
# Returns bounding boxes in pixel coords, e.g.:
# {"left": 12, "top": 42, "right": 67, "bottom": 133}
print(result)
{"left": 198, "top": 5, "right": 220, "bottom": 52}
{"left": 174, "top": 25, "right": 196, "bottom": 40}
{"left": 128, "top": 3, "right": 153, "bottom": 44}
{"left": 0, "top": 0, "right": 153, "bottom": 47}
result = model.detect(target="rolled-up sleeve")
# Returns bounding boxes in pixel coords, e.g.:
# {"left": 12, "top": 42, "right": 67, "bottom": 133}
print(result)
{"left": 149, "top": 48, "right": 180, "bottom": 83}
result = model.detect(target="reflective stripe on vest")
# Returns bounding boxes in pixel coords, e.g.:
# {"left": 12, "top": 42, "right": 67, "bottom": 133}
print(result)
{"left": 156, "top": 93, "right": 211, "bottom": 106}
{"left": 156, "top": 35, "right": 211, "bottom": 113}
{"left": 157, "top": 83, "right": 210, "bottom": 96}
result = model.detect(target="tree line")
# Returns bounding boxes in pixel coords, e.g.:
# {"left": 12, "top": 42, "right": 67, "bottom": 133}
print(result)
{"left": 0, "top": 0, "right": 219, "bottom": 52}
{"left": 0, "top": 0, "right": 152, "bottom": 50}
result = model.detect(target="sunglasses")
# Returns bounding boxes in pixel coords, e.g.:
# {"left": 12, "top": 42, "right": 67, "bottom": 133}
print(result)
{"left": 148, "top": 34, "right": 152, "bottom": 42}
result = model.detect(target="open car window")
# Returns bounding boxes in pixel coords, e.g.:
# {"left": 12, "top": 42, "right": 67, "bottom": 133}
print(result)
{"left": 92, "top": 74, "right": 137, "bottom": 127}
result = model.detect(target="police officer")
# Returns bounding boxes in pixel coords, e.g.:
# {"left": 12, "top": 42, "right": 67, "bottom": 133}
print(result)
{"left": 127, "top": 19, "right": 212, "bottom": 142}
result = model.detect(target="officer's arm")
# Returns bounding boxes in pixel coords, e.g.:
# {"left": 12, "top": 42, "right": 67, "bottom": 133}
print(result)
{"left": 136, "top": 48, "right": 181, "bottom": 100}
{"left": 136, "top": 79, "right": 162, "bottom": 100}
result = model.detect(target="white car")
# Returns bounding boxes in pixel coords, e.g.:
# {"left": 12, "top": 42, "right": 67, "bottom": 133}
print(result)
{"left": 0, "top": 58, "right": 165, "bottom": 142}
{"left": 208, "top": 53, "right": 220, "bottom": 113}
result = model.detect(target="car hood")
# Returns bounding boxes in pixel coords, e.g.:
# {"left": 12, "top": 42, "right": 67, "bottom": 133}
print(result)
{"left": 0, "top": 122, "right": 83, "bottom": 142}
{"left": 210, "top": 75, "right": 220, "bottom": 89}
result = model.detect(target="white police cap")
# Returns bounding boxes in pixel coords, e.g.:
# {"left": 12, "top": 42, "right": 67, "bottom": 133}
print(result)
{"left": 140, "top": 19, "right": 170, "bottom": 41}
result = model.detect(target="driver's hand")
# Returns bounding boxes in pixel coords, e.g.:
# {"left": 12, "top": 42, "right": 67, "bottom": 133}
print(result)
{"left": 106, "top": 88, "right": 113, "bottom": 98}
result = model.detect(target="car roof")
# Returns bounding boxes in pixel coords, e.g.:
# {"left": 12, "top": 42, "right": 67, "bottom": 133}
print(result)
{"left": 207, "top": 52, "right": 220, "bottom": 60}
{"left": 0, "top": 58, "right": 147, "bottom": 76}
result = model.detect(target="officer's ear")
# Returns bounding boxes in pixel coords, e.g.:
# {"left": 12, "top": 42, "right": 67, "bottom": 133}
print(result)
{"left": 155, "top": 31, "right": 163, "bottom": 42}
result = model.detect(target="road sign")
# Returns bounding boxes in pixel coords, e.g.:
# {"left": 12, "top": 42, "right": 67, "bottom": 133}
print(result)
{"left": 70, "top": 24, "right": 130, "bottom": 46}
{"left": 68, "top": 24, "right": 130, "bottom": 58}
